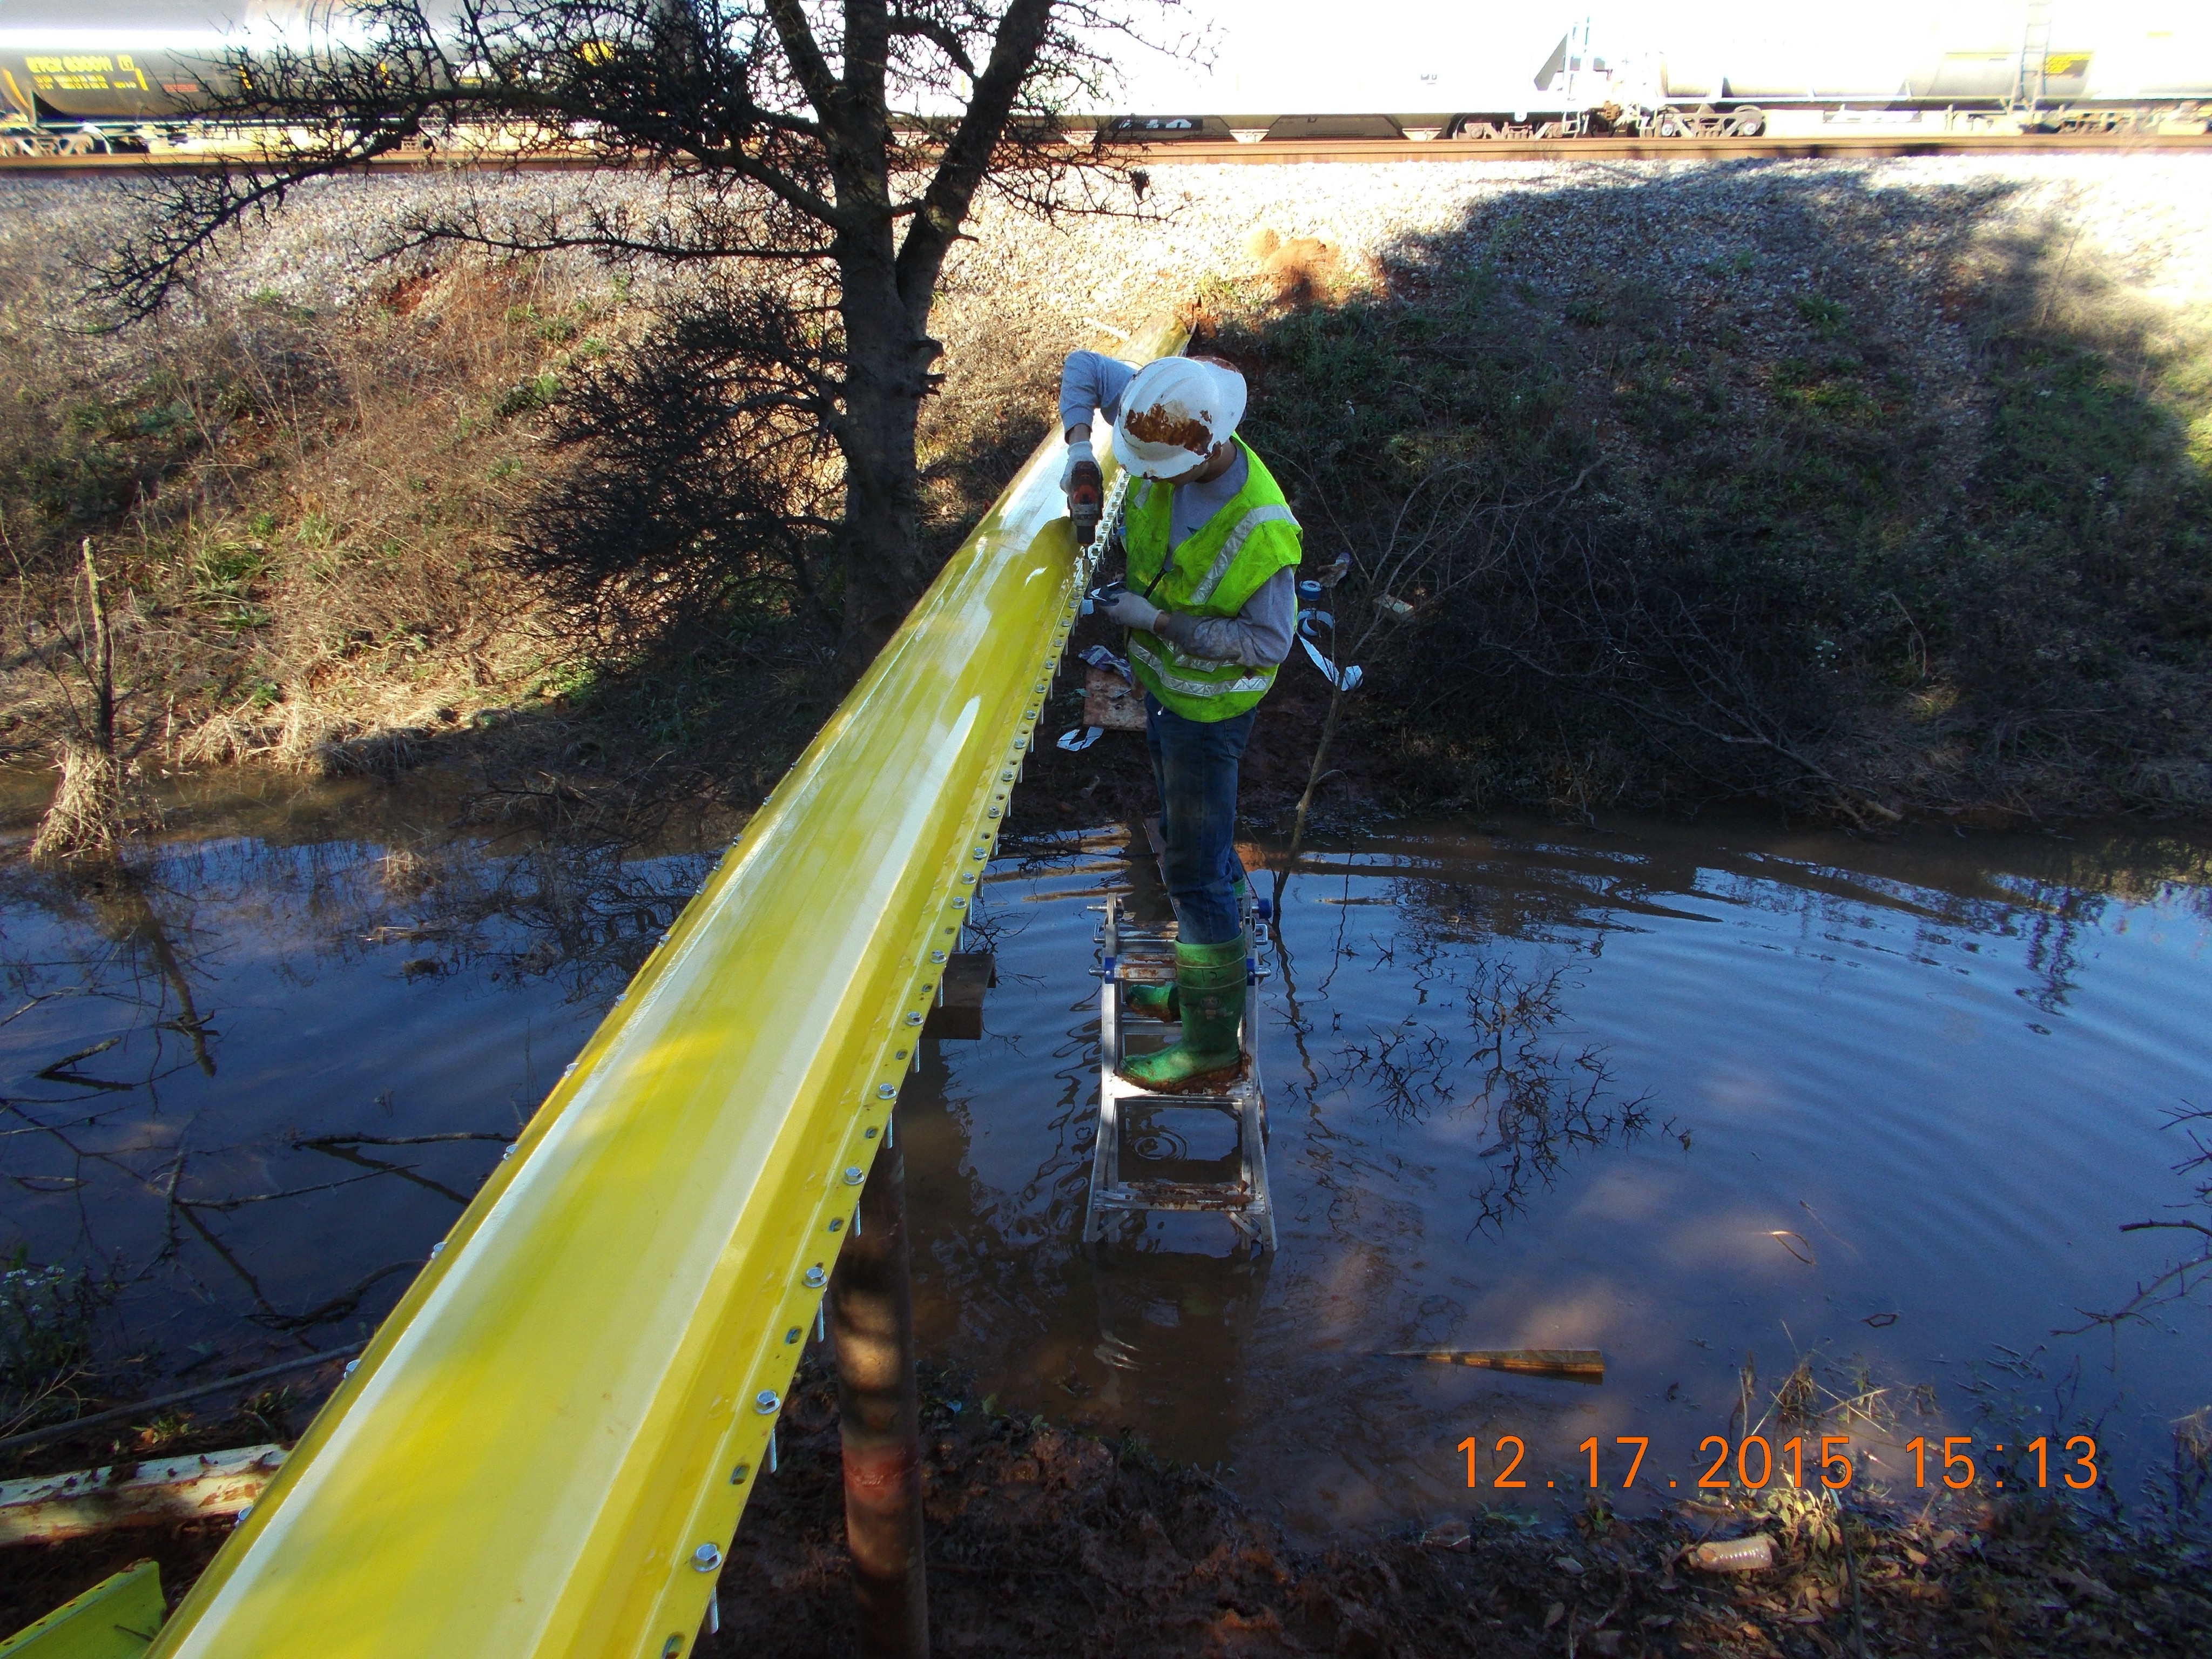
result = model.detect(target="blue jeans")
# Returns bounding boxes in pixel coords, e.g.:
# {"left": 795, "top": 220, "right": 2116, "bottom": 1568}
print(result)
{"left": 1143, "top": 693, "right": 1256, "bottom": 946}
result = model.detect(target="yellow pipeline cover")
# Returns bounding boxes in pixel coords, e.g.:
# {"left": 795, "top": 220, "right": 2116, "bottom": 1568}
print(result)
{"left": 1, "top": 1560, "right": 163, "bottom": 1658}
{"left": 147, "top": 319, "right": 1186, "bottom": 1659}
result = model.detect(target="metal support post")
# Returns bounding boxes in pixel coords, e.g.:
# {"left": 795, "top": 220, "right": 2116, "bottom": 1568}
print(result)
{"left": 829, "top": 1133, "right": 929, "bottom": 1659}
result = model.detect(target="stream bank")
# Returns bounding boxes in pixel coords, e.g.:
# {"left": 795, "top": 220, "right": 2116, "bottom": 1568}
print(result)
{"left": 8, "top": 1360, "right": 2207, "bottom": 1656}
{"left": 5, "top": 154, "right": 2211, "bottom": 841}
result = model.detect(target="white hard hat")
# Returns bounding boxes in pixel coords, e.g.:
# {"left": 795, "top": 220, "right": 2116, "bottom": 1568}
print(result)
{"left": 1111, "top": 358, "right": 1246, "bottom": 480}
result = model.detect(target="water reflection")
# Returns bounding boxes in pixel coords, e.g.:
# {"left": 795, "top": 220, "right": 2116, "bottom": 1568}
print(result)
{"left": 916, "top": 816, "right": 2212, "bottom": 1536}
{"left": 0, "top": 814, "right": 712, "bottom": 1383}
{"left": 2, "top": 792, "right": 2206, "bottom": 1539}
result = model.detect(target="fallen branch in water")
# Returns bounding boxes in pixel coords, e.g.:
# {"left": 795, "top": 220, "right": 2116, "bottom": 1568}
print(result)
{"left": 1, "top": 1444, "right": 284, "bottom": 1544}
{"left": 1380, "top": 1348, "right": 1604, "bottom": 1383}
{"left": 0, "top": 1345, "right": 362, "bottom": 1456}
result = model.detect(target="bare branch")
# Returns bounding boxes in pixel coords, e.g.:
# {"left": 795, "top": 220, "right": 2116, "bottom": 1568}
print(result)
{"left": 889, "top": 12, "right": 977, "bottom": 75}
{"left": 895, "top": 0, "right": 1056, "bottom": 306}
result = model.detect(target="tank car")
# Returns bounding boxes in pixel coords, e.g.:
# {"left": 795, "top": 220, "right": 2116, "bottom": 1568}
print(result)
{"left": 1516, "top": 1, "right": 2212, "bottom": 137}
{"left": 1094, "top": 1, "right": 2212, "bottom": 140}
{"left": 0, "top": 0, "right": 2206, "bottom": 152}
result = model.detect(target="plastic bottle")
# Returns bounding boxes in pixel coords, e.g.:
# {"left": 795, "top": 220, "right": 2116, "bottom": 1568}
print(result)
{"left": 1688, "top": 1534, "right": 1775, "bottom": 1573}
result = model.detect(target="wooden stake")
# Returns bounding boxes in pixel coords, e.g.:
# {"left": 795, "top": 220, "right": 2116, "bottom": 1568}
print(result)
{"left": 830, "top": 1135, "right": 929, "bottom": 1658}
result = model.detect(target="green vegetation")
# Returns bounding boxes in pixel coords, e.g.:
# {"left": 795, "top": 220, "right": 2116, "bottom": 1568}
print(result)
{"left": 0, "top": 1250, "right": 109, "bottom": 1437}
{"left": 1202, "top": 184, "right": 2212, "bottom": 822}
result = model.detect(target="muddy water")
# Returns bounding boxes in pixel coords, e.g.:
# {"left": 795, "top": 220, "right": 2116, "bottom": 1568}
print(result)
{"left": 0, "top": 776, "right": 718, "bottom": 1377}
{"left": 915, "top": 818, "right": 2212, "bottom": 1536}
{"left": 3, "top": 786, "right": 2207, "bottom": 1540}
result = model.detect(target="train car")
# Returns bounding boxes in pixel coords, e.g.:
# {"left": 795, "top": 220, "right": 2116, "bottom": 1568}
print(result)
{"left": 0, "top": 0, "right": 305, "bottom": 125}
{"left": 0, "top": 0, "right": 2206, "bottom": 151}
{"left": 1525, "top": 1, "right": 2212, "bottom": 136}
{"left": 1092, "top": 0, "right": 2212, "bottom": 139}
{"left": 0, "top": 0, "right": 408, "bottom": 147}
{"left": 1084, "top": 3, "right": 1563, "bottom": 141}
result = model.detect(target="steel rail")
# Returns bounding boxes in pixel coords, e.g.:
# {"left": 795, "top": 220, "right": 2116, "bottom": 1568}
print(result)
{"left": 1, "top": 129, "right": 2206, "bottom": 174}
{"left": 144, "top": 317, "right": 1185, "bottom": 1659}
{"left": 1118, "top": 130, "right": 2212, "bottom": 164}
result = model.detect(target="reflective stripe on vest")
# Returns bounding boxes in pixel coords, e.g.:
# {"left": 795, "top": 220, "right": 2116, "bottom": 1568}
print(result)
{"left": 1126, "top": 638, "right": 1273, "bottom": 700}
{"left": 1188, "top": 504, "right": 1298, "bottom": 606}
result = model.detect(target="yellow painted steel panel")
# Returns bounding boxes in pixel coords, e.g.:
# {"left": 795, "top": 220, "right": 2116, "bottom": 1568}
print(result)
{"left": 146, "top": 318, "right": 1186, "bottom": 1659}
{"left": 1, "top": 1560, "right": 163, "bottom": 1659}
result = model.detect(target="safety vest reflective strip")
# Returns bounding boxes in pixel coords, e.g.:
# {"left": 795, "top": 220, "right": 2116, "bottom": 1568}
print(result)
{"left": 1124, "top": 638, "right": 1273, "bottom": 699}
{"left": 1188, "top": 504, "right": 1299, "bottom": 606}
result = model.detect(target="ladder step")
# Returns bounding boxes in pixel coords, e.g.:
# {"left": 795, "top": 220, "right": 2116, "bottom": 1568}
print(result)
{"left": 1097, "top": 1181, "right": 1256, "bottom": 1212}
{"left": 1087, "top": 889, "right": 1277, "bottom": 1252}
{"left": 1109, "top": 1081, "right": 1252, "bottom": 1105}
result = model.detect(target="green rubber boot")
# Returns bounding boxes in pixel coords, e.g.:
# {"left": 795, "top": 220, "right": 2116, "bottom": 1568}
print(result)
{"left": 1124, "top": 979, "right": 1179, "bottom": 1021}
{"left": 1132, "top": 877, "right": 1255, "bottom": 1022}
{"left": 1117, "top": 934, "right": 1246, "bottom": 1092}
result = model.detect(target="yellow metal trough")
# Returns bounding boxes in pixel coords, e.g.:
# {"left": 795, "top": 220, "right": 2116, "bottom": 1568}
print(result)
{"left": 146, "top": 320, "right": 1186, "bottom": 1658}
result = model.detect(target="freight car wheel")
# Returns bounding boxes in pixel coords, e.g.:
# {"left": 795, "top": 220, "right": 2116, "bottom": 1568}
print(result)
{"left": 1729, "top": 107, "right": 1765, "bottom": 138}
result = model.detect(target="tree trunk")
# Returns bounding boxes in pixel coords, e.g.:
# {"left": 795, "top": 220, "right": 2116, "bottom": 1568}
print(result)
{"left": 83, "top": 539, "right": 115, "bottom": 757}
{"left": 829, "top": 1132, "right": 929, "bottom": 1659}
{"left": 31, "top": 539, "right": 124, "bottom": 862}
{"left": 833, "top": 233, "right": 939, "bottom": 665}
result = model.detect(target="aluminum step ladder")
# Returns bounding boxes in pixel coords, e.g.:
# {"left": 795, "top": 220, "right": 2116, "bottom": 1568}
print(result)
{"left": 1083, "top": 892, "right": 1276, "bottom": 1253}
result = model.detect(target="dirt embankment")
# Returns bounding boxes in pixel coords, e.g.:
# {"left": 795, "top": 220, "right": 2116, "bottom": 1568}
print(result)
{"left": 3, "top": 156, "right": 2209, "bottom": 842}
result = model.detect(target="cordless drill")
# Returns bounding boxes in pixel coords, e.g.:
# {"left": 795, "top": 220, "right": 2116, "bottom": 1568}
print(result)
{"left": 1067, "top": 455, "right": 1104, "bottom": 548}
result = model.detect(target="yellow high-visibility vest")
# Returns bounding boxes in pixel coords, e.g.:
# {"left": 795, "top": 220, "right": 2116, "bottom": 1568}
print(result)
{"left": 1122, "top": 438, "right": 1302, "bottom": 721}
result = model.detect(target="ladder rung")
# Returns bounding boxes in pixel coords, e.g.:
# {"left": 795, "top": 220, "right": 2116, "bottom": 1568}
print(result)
{"left": 1108, "top": 1085, "right": 1250, "bottom": 1108}
{"left": 1098, "top": 1182, "right": 1255, "bottom": 1211}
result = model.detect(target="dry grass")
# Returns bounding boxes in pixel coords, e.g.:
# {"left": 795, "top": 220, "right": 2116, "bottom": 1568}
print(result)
{"left": 8, "top": 159, "right": 2206, "bottom": 838}
{"left": 25, "top": 739, "right": 123, "bottom": 859}
{"left": 0, "top": 188, "right": 640, "bottom": 798}
{"left": 0, "top": 172, "right": 1115, "bottom": 839}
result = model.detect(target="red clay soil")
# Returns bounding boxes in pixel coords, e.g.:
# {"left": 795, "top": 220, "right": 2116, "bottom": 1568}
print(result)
{"left": 709, "top": 1359, "right": 2210, "bottom": 1659}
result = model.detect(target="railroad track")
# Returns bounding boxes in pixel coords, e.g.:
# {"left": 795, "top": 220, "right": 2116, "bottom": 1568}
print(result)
{"left": 2, "top": 129, "right": 2207, "bottom": 174}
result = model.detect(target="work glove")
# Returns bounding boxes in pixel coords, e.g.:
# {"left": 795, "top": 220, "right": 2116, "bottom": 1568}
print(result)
{"left": 1098, "top": 588, "right": 1161, "bottom": 632}
{"left": 1059, "top": 438, "right": 1096, "bottom": 494}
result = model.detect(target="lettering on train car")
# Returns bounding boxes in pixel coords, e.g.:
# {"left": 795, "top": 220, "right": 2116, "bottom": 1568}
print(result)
{"left": 23, "top": 53, "right": 148, "bottom": 93}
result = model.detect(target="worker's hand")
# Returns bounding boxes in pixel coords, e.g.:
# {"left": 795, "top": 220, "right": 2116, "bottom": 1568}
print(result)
{"left": 1059, "top": 438, "right": 1097, "bottom": 494}
{"left": 1097, "top": 588, "right": 1161, "bottom": 632}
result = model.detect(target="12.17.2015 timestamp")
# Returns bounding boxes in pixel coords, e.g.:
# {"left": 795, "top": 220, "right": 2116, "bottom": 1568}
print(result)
{"left": 1459, "top": 1433, "right": 2101, "bottom": 1493}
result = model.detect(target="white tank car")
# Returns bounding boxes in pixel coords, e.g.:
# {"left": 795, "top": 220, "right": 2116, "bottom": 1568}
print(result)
{"left": 1081, "top": 2, "right": 1569, "bottom": 139}
{"left": 0, "top": 0, "right": 2206, "bottom": 137}
{"left": 1529, "top": 1, "right": 2212, "bottom": 133}
{"left": 1092, "top": 0, "right": 2212, "bottom": 137}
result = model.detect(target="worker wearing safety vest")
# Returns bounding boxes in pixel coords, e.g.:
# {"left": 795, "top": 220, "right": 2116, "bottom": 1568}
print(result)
{"left": 1060, "top": 350, "right": 1301, "bottom": 1090}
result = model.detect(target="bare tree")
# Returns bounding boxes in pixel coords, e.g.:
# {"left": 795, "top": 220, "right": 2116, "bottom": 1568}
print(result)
{"left": 97, "top": 0, "right": 1162, "bottom": 657}
{"left": 28, "top": 541, "right": 130, "bottom": 861}
{"left": 1280, "top": 453, "right": 1598, "bottom": 853}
